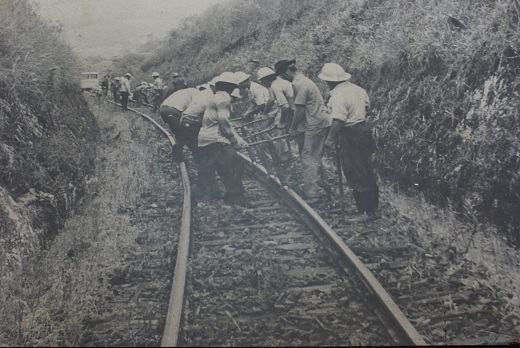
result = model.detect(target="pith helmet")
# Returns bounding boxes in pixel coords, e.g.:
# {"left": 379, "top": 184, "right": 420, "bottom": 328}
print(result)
{"left": 152, "top": 72, "right": 159, "bottom": 77}
{"left": 257, "top": 67, "right": 276, "bottom": 80}
{"left": 216, "top": 72, "right": 239, "bottom": 86}
{"left": 208, "top": 76, "right": 220, "bottom": 86}
{"left": 125, "top": 73, "right": 132, "bottom": 78}
{"left": 234, "top": 71, "right": 251, "bottom": 84}
{"left": 231, "top": 88, "right": 241, "bottom": 99}
{"left": 318, "top": 63, "right": 351, "bottom": 82}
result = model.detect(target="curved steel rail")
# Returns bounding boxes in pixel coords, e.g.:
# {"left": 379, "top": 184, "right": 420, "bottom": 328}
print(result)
{"left": 105, "top": 100, "right": 191, "bottom": 347}
{"left": 105, "top": 99, "right": 425, "bottom": 346}
{"left": 238, "top": 153, "right": 426, "bottom": 346}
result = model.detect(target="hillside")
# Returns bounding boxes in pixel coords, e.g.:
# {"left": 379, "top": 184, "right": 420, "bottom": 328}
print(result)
{"left": 0, "top": 0, "right": 98, "bottom": 334}
{"left": 126, "top": 0, "right": 520, "bottom": 244}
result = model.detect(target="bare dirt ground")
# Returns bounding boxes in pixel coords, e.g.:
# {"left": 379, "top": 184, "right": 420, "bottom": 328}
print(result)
{"left": 12, "top": 99, "right": 520, "bottom": 346}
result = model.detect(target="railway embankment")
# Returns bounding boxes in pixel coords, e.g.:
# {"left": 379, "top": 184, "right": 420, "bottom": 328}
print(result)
{"left": 0, "top": 1, "right": 97, "bottom": 343}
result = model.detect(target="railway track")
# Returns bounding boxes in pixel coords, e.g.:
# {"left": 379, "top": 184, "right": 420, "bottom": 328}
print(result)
{"left": 96, "top": 94, "right": 518, "bottom": 346}
{"left": 101, "top": 97, "right": 426, "bottom": 346}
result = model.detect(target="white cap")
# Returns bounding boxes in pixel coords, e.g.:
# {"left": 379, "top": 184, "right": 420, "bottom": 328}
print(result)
{"left": 125, "top": 73, "right": 132, "bottom": 77}
{"left": 318, "top": 63, "right": 351, "bottom": 82}
{"left": 257, "top": 67, "right": 276, "bottom": 80}
{"left": 208, "top": 76, "right": 220, "bottom": 86}
{"left": 234, "top": 71, "right": 251, "bottom": 84}
{"left": 216, "top": 72, "right": 239, "bottom": 86}
{"left": 231, "top": 88, "right": 241, "bottom": 99}
{"left": 152, "top": 72, "right": 159, "bottom": 77}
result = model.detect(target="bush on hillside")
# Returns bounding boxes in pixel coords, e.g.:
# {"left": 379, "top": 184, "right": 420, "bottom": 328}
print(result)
{"left": 129, "top": 0, "right": 520, "bottom": 243}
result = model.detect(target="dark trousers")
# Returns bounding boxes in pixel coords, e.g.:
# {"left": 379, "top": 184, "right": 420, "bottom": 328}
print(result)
{"left": 198, "top": 143, "right": 245, "bottom": 199}
{"left": 152, "top": 90, "right": 163, "bottom": 113}
{"left": 339, "top": 122, "right": 379, "bottom": 214}
{"left": 159, "top": 107, "right": 202, "bottom": 166}
{"left": 121, "top": 91, "right": 129, "bottom": 110}
{"left": 112, "top": 90, "right": 120, "bottom": 103}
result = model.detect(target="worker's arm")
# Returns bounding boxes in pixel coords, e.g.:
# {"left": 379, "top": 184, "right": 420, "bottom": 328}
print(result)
{"left": 324, "top": 119, "right": 344, "bottom": 148}
{"left": 262, "top": 99, "right": 276, "bottom": 116}
{"left": 243, "top": 102, "right": 265, "bottom": 120}
{"left": 217, "top": 99, "right": 247, "bottom": 148}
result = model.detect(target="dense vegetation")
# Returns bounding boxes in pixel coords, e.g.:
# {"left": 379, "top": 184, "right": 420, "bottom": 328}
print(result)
{"left": 0, "top": 0, "right": 97, "bottom": 342}
{"left": 133, "top": 0, "right": 519, "bottom": 243}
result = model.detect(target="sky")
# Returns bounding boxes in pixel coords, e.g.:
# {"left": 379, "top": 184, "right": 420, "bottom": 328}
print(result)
{"left": 31, "top": 0, "right": 229, "bottom": 58}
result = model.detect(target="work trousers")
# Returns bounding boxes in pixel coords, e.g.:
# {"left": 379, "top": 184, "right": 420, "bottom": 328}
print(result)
{"left": 160, "top": 106, "right": 198, "bottom": 162}
{"left": 198, "top": 142, "right": 245, "bottom": 199}
{"left": 121, "top": 91, "right": 129, "bottom": 110}
{"left": 152, "top": 90, "right": 163, "bottom": 113}
{"left": 112, "top": 90, "right": 120, "bottom": 103}
{"left": 338, "top": 122, "right": 379, "bottom": 214}
{"left": 296, "top": 127, "right": 330, "bottom": 196}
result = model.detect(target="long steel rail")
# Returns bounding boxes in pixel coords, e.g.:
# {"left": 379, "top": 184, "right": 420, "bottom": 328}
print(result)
{"left": 105, "top": 100, "right": 191, "bottom": 347}
{"left": 106, "top": 99, "right": 426, "bottom": 346}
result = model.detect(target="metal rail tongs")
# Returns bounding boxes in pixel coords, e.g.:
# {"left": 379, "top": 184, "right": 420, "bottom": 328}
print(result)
{"left": 232, "top": 115, "right": 290, "bottom": 185}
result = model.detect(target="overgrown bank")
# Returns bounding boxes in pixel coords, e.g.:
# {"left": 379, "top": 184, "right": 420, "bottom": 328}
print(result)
{"left": 134, "top": 0, "right": 519, "bottom": 243}
{"left": 0, "top": 0, "right": 97, "bottom": 340}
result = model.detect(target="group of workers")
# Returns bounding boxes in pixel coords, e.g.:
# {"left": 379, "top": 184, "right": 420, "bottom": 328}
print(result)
{"left": 112, "top": 60, "right": 379, "bottom": 223}
{"left": 99, "top": 72, "right": 186, "bottom": 111}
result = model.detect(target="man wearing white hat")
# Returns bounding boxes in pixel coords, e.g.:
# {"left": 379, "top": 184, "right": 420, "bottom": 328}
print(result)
{"left": 198, "top": 72, "right": 248, "bottom": 206}
{"left": 151, "top": 72, "right": 164, "bottom": 113}
{"left": 258, "top": 67, "right": 295, "bottom": 128}
{"left": 120, "top": 73, "right": 132, "bottom": 111}
{"left": 159, "top": 86, "right": 199, "bottom": 161}
{"left": 257, "top": 67, "right": 292, "bottom": 160}
{"left": 320, "top": 62, "right": 379, "bottom": 222}
{"left": 176, "top": 79, "right": 217, "bottom": 168}
{"left": 235, "top": 71, "right": 269, "bottom": 122}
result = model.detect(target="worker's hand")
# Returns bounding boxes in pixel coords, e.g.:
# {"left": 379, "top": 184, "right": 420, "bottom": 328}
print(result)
{"left": 324, "top": 138, "right": 335, "bottom": 149}
{"left": 288, "top": 127, "right": 299, "bottom": 137}
{"left": 232, "top": 138, "right": 248, "bottom": 150}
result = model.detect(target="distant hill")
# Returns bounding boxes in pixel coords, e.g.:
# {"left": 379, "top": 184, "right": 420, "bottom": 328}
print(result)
{"left": 127, "top": 0, "right": 520, "bottom": 243}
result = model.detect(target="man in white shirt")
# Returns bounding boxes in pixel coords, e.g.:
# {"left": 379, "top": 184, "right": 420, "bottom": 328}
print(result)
{"left": 235, "top": 71, "right": 269, "bottom": 122}
{"left": 151, "top": 72, "right": 164, "bottom": 113}
{"left": 320, "top": 63, "right": 379, "bottom": 222}
{"left": 159, "top": 87, "right": 198, "bottom": 161}
{"left": 276, "top": 60, "right": 332, "bottom": 199}
{"left": 120, "top": 73, "right": 132, "bottom": 111}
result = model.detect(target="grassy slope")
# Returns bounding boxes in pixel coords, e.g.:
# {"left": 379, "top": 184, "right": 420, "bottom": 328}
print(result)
{"left": 0, "top": 0, "right": 98, "bottom": 342}
{"left": 135, "top": 0, "right": 520, "bottom": 242}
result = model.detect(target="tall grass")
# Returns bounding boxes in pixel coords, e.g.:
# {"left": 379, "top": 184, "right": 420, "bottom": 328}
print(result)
{"left": 1, "top": 0, "right": 98, "bottom": 342}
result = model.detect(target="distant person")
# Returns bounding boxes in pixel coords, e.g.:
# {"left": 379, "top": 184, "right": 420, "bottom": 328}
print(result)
{"left": 111, "top": 77, "right": 121, "bottom": 103}
{"left": 151, "top": 72, "right": 164, "bottom": 113}
{"left": 101, "top": 75, "right": 110, "bottom": 100}
{"left": 320, "top": 63, "right": 379, "bottom": 222}
{"left": 159, "top": 87, "right": 199, "bottom": 161}
{"left": 171, "top": 72, "right": 187, "bottom": 93}
{"left": 235, "top": 71, "right": 269, "bottom": 122}
{"left": 275, "top": 59, "right": 332, "bottom": 199}
{"left": 198, "top": 72, "right": 248, "bottom": 206}
{"left": 133, "top": 82, "right": 150, "bottom": 107}
{"left": 120, "top": 73, "right": 132, "bottom": 111}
